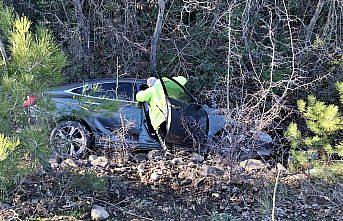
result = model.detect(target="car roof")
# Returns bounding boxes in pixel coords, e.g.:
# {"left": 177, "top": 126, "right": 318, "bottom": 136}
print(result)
{"left": 49, "top": 78, "right": 147, "bottom": 92}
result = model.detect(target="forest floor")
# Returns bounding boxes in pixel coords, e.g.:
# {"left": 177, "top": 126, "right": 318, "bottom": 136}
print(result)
{"left": 0, "top": 149, "right": 342, "bottom": 221}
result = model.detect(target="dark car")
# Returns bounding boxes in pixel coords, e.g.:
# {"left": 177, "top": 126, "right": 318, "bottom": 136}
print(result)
{"left": 24, "top": 76, "right": 273, "bottom": 157}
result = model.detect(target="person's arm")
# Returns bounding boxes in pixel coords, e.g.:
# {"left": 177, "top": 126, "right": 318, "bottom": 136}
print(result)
{"left": 136, "top": 87, "right": 153, "bottom": 102}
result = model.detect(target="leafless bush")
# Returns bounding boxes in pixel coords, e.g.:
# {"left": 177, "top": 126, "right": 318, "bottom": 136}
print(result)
{"left": 98, "top": 116, "right": 136, "bottom": 164}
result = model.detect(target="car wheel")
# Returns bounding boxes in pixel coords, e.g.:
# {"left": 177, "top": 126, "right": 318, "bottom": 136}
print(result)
{"left": 50, "top": 121, "right": 91, "bottom": 157}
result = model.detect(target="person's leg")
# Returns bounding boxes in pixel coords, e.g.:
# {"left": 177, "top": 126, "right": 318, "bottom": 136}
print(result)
{"left": 156, "top": 122, "right": 167, "bottom": 150}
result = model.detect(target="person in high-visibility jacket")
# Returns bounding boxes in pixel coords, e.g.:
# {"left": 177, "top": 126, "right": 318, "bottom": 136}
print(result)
{"left": 136, "top": 76, "right": 187, "bottom": 149}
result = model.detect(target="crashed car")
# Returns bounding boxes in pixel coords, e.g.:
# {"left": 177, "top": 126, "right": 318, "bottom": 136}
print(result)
{"left": 23, "top": 76, "right": 273, "bottom": 157}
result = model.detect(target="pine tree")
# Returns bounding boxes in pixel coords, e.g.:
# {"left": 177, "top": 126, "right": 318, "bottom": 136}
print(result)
{"left": 0, "top": 133, "right": 19, "bottom": 161}
{"left": 285, "top": 83, "right": 343, "bottom": 170}
{"left": 336, "top": 82, "right": 343, "bottom": 104}
{"left": 0, "top": 2, "right": 67, "bottom": 193}
{"left": 0, "top": 2, "right": 67, "bottom": 135}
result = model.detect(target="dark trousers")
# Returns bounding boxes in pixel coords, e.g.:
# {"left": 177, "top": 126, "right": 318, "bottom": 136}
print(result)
{"left": 156, "top": 122, "right": 167, "bottom": 150}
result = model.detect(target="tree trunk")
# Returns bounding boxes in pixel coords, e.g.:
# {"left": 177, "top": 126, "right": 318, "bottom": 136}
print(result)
{"left": 72, "top": 0, "right": 90, "bottom": 70}
{"left": 150, "top": 0, "right": 166, "bottom": 74}
{"left": 242, "top": 0, "right": 251, "bottom": 54}
{"left": 306, "top": 0, "right": 325, "bottom": 44}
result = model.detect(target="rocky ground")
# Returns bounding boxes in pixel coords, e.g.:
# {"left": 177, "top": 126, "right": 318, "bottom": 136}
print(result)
{"left": 0, "top": 149, "right": 342, "bottom": 220}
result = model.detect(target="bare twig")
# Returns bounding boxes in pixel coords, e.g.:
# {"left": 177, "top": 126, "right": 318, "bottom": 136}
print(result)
{"left": 272, "top": 167, "right": 281, "bottom": 221}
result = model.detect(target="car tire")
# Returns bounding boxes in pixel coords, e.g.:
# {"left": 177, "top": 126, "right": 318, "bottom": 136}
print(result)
{"left": 49, "top": 120, "right": 92, "bottom": 158}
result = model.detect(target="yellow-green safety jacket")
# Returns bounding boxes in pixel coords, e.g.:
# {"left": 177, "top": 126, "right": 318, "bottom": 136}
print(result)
{"left": 136, "top": 76, "right": 187, "bottom": 130}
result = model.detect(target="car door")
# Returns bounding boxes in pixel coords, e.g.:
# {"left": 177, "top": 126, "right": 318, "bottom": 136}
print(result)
{"left": 115, "top": 81, "right": 142, "bottom": 141}
{"left": 159, "top": 76, "right": 209, "bottom": 146}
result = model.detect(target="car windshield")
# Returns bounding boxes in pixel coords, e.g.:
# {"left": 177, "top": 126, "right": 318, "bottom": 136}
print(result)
{"left": 161, "top": 77, "right": 193, "bottom": 104}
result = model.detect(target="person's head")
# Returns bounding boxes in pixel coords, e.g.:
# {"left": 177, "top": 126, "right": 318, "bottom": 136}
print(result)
{"left": 147, "top": 77, "right": 157, "bottom": 87}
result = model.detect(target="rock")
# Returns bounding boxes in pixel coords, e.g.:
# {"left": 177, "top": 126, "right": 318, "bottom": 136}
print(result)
{"left": 155, "top": 156, "right": 163, "bottom": 161}
{"left": 137, "top": 163, "right": 145, "bottom": 173}
{"left": 239, "top": 159, "right": 267, "bottom": 172}
{"left": 200, "top": 165, "right": 224, "bottom": 176}
{"left": 190, "top": 153, "right": 205, "bottom": 164}
{"left": 285, "top": 173, "right": 306, "bottom": 181}
{"left": 187, "top": 162, "right": 196, "bottom": 168}
{"left": 212, "top": 192, "right": 221, "bottom": 198}
{"left": 150, "top": 171, "right": 160, "bottom": 181}
{"left": 89, "top": 155, "right": 98, "bottom": 161}
{"left": 306, "top": 168, "right": 319, "bottom": 175}
{"left": 194, "top": 177, "right": 206, "bottom": 188}
{"left": 164, "top": 151, "right": 174, "bottom": 160}
{"left": 199, "top": 165, "right": 209, "bottom": 176}
{"left": 133, "top": 153, "right": 147, "bottom": 163}
{"left": 171, "top": 157, "right": 183, "bottom": 165}
{"left": 49, "top": 158, "right": 60, "bottom": 169}
{"left": 209, "top": 166, "right": 224, "bottom": 176}
{"left": 61, "top": 158, "right": 78, "bottom": 168}
{"left": 90, "top": 156, "right": 108, "bottom": 167}
{"left": 0, "top": 202, "right": 10, "bottom": 209}
{"left": 178, "top": 171, "right": 194, "bottom": 180}
{"left": 180, "top": 178, "right": 192, "bottom": 186}
{"left": 276, "top": 163, "right": 287, "bottom": 172}
{"left": 148, "top": 150, "right": 163, "bottom": 160}
{"left": 178, "top": 171, "right": 188, "bottom": 180}
{"left": 91, "top": 205, "right": 109, "bottom": 220}
{"left": 49, "top": 152, "right": 62, "bottom": 168}
{"left": 256, "top": 148, "right": 272, "bottom": 157}
{"left": 256, "top": 131, "right": 273, "bottom": 143}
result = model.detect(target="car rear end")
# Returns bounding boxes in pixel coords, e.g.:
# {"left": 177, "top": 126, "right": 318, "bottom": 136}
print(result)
{"left": 23, "top": 94, "right": 40, "bottom": 124}
{"left": 22, "top": 83, "right": 83, "bottom": 124}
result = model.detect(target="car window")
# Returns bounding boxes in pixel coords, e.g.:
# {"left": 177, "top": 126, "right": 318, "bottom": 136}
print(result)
{"left": 161, "top": 77, "right": 194, "bottom": 104}
{"left": 71, "top": 87, "right": 83, "bottom": 94}
{"left": 71, "top": 82, "right": 135, "bottom": 101}
{"left": 112, "top": 82, "right": 134, "bottom": 101}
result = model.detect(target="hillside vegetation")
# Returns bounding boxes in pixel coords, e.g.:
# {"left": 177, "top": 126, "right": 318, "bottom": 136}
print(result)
{"left": 0, "top": 0, "right": 342, "bottom": 220}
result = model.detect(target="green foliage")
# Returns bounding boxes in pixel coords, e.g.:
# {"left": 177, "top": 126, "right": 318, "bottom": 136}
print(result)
{"left": 0, "top": 1, "right": 14, "bottom": 38}
{"left": 0, "top": 1, "right": 66, "bottom": 131}
{"left": 0, "top": 2, "right": 66, "bottom": 196}
{"left": 209, "top": 212, "right": 242, "bottom": 221}
{"left": 310, "top": 162, "right": 343, "bottom": 179}
{"left": 298, "top": 95, "right": 341, "bottom": 134}
{"left": 284, "top": 122, "right": 301, "bottom": 149}
{"left": 0, "top": 133, "right": 19, "bottom": 161}
{"left": 335, "top": 142, "right": 343, "bottom": 158}
{"left": 70, "top": 172, "right": 106, "bottom": 193}
{"left": 285, "top": 83, "right": 343, "bottom": 171}
{"left": 336, "top": 82, "right": 343, "bottom": 104}
{"left": 7, "top": 16, "right": 66, "bottom": 91}
{"left": 332, "top": 55, "right": 343, "bottom": 68}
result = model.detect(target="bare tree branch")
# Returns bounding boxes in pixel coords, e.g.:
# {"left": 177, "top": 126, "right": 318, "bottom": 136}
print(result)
{"left": 306, "top": 0, "right": 325, "bottom": 44}
{"left": 150, "top": 0, "right": 167, "bottom": 74}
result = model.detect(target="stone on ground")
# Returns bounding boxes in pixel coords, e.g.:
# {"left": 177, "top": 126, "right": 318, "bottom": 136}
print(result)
{"left": 148, "top": 150, "right": 163, "bottom": 160}
{"left": 199, "top": 165, "right": 224, "bottom": 176}
{"left": 190, "top": 153, "right": 205, "bottom": 164}
{"left": 239, "top": 159, "right": 267, "bottom": 172}
{"left": 89, "top": 156, "right": 108, "bottom": 167}
{"left": 91, "top": 205, "right": 109, "bottom": 220}
{"left": 133, "top": 153, "right": 148, "bottom": 163}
